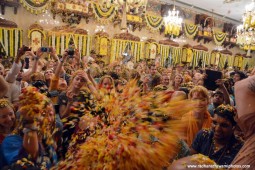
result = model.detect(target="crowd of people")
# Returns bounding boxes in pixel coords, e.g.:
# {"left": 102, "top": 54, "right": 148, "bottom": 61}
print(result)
{"left": 0, "top": 45, "right": 254, "bottom": 169}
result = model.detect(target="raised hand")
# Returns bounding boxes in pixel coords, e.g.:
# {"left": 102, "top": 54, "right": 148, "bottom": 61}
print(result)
{"left": 36, "top": 47, "right": 44, "bottom": 58}
{"left": 25, "top": 51, "right": 36, "bottom": 58}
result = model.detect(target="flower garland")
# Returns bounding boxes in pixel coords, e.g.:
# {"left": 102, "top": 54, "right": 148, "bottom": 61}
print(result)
{"left": 181, "top": 48, "right": 193, "bottom": 63}
{"left": 18, "top": 87, "right": 55, "bottom": 145}
{"left": 92, "top": 3, "right": 116, "bottom": 24}
{"left": 159, "top": 44, "right": 170, "bottom": 66}
{"left": 164, "top": 24, "right": 181, "bottom": 36}
{"left": 192, "top": 50, "right": 209, "bottom": 68}
{"left": 184, "top": 24, "right": 198, "bottom": 39}
{"left": 0, "top": 27, "right": 22, "bottom": 57}
{"left": 218, "top": 54, "right": 227, "bottom": 69}
{"left": 20, "top": 0, "right": 50, "bottom": 14}
{"left": 213, "top": 31, "right": 227, "bottom": 46}
{"left": 48, "top": 32, "right": 90, "bottom": 56}
{"left": 145, "top": 14, "right": 163, "bottom": 32}
{"left": 52, "top": 81, "right": 194, "bottom": 169}
{"left": 234, "top": 55, "right": 243, "bottom": 68}
{"left": 110, "top": 39, "right": 143, "bottom": 63}
{"left": 172, "top": 47, "right": 182, "bottom": 65}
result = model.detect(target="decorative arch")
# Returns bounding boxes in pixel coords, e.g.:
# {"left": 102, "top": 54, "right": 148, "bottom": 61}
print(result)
{"left": 145, "top": 38, "right": 158, "bottom": 60}
{"left": 94, "top": 31, "right": 110, "bottom": 63}
{"left": 181, "top": 44, "right": 193, "bottom": 64}
{"left": 28, "top": 23, "right": 46, "bottom": 51}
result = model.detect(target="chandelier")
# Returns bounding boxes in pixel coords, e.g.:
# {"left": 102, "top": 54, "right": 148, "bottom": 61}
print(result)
{"left": 236, "top": 0, "right": 255, "bottom": 55}
{"left": 163, "top": 3, "right": 183, "bottom": 37}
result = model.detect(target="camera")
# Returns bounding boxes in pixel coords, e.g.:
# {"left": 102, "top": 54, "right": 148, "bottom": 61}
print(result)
{"left": 47, "top": 90, "right": 59, "bottom": 98}
{"left": 23, "top": 45, "right": 31, "bottom": 52}
{"left": 24, "top": 57, "right": 30, "bottom": 69}
{"left": 41, "top": 47, "right": 52, "bottom": 52}
{"left": 67, "top": 45, "right": 75, "bottom": 56}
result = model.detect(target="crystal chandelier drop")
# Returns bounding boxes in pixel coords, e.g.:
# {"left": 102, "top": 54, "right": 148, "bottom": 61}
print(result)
{"left": 163, "top": 2, "right": 183, "bottom": 37}
{"left": 39, "top": 10, "right": 60, "bottom": 26}
{"left": 236, "top": 0, "right": 255, "bottom": 55}
{"left": 164, "top": 6, "right": 183, "bottom": 26}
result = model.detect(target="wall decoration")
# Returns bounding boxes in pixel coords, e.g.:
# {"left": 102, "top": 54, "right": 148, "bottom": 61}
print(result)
{"left": 0, "top": 27, "right": 23, "bottom": 57}
{"left": 184, "top": 24, "right": 198, "bottom": 39}
{"left": 111, "top": 32, "right": 143, "bottom": 63}
{"left": 92, "top": 2, "right": 116, "bottom": 24}
{"left": 20, "top": 0, "right": 50, "bottom": 14}
{"left": 113, "top": 0, "right": 147, "bottom": 15}
{"left": 0, "top": 18, "right": 22, "bottom": 57}
{"left": 213, "top": 31, "right": 227, "bottom": 46}
{"left": 210, "top": 50, "right": 220, "bottom": 66}
{"left": 112, "top": 0, "right": 147, "bottom": 31}
{"left": 194, "top": 14, "right": 214, "bottom": 44}
{"left": 210, "top": 49, "right": 230, "bottom": 69}
{"left": 145, "top": 39, "right": 158, "bottom": 59}
{"left": 192, "top": 44, "right": 209, "bottom": 68}
{"left": 28, "top": 23, "right": 46, "bottom": 51}
{"left": 126, "top": 14, "right": 145, "bottom": 31}
{"left": 94, "top": 31, "right": 110, "bottom": 57}
{"left": 181, "top": 44, "right": 193, "bottom": 64}
{"left": 145, "top": 14, "right": 163, "bottom": 32}
{"left": 48, "top": 26, "right": 90, "bottom": 57}
{"left": 218, "top": 49, "right": 232, "bottom": 69}
{"left": 233, "top": 53, "right": 244, "bottom": 69}
{"left": 158, "top": 39, "right": 181, "bottom": 66}
{"left": 51, "top": 0, "right": 93, "bottom": 25}
{"left": 110, "top": 39, "right": 144, "bottom": 63}
{"left": 223, "top": 23, "right": 237, "bottom": 49}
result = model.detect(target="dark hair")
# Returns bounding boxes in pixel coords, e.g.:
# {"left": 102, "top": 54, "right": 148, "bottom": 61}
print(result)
{"left": 178, "top": 87, "right": 189, "bottom": 96}
{"left": 235, "top": 71, "right": 246, "bottom": 80}
{"left": 212, "top": 90, "right": 224, "bottom": 97}
{"left": 214, "top": 104, "right": 237, "bottom": 126}
{"left": 149, "top": 64, "right": 156, "bottom": 69}
{"left": 31, "top": 80, "right": 47, "bottom": 88}
{"left": 108, "top": 72, "right": 119, "bottom": 80}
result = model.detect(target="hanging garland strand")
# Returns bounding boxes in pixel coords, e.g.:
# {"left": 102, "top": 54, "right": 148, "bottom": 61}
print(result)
{"left": 213, "top": 31, "right": 227, "bottom": 46}
{"left": 184, "top": 24, "right": 198, "bottom": 39}
{"left": 92, "top": 3, "right": 116, "bottom": 24}
{"left": 0, "top": 27, "right": 22, "bottom": 58}
{"left": 20, "top": 0, "right": 50, "bottom": 14}
{"left": 145, "top": 14, "right": 163, "bottom": 32}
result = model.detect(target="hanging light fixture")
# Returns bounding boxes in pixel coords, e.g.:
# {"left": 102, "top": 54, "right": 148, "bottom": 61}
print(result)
{"left": 236, "top": 0, "right": 255, "bottom": 56}
{"left": 39, "top": 10, "right": 60, "bottom": 27}
{"left": 163, "top": 0, "right": 183, "bottom": 37}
